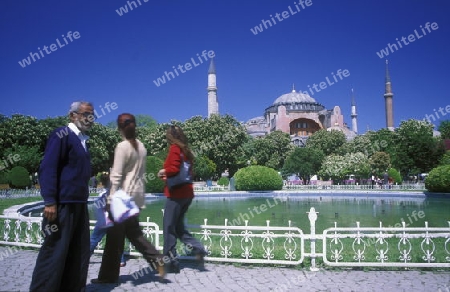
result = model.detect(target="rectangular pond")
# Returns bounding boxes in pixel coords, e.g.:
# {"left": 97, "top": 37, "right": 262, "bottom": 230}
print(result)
{"left": 130, "top": 193, "right": 450, "bottom": 233}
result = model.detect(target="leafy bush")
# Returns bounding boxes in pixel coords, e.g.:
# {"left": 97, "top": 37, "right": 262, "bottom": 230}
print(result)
{"left": 217, "top": 176, "right": 229, "bottom": 186}
{"left": 234, "top": 165, "right": 283, "bottom": 191}
{"left": 96, "top": 171, "right": 110, "bottom": 188}
{"left": 388, "top": 168, "right": 402, "bottom": 185}
{"left": 439, "top": 151, "right": 450, "bottom": 166}
{"left": 425, "top": 165, "right": 450, "bottom": 193}
{"left": 145, "top": 156, "right": 165, "bottom": 193}
{"left": 0, "top": 170, "right": 9, "bottom": 185}
{"left": 193, "top": 155, "right": 216, "bottom": 181}
{"left": 9, "top": 166, "right": 31, "bottom": 189}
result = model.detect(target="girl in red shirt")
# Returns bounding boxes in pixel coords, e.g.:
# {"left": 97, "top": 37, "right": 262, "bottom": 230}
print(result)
{"left": 158, "top": 125, "right": 207, "bottom": 273}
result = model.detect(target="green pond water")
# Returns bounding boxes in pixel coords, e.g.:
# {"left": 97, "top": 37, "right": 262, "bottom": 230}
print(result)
{"left": 25, "top": 193, "right": 450, "bottom": 234}
{"left": 111, "top": 194, "right": 450, "bottom": 233}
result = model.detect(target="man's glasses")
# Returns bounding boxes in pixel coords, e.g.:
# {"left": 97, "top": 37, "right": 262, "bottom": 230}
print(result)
{"left": 75, "top": 111, "right": 96, "bottom": 120}
{"left": 123, "top": 118, "right": 135, "bottom": 126}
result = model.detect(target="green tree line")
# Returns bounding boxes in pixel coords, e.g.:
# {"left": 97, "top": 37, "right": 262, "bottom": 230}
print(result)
{"left": 0, "top": 113, "right": 448, "bottom": 186}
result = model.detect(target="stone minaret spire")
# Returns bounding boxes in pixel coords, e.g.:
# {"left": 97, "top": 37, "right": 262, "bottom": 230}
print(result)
{"left": 207, "top": 58, "right": 218, "bottom": 117}
{"left": 350, "top": 88, "right": 358, "bottom": 134}
{"left": 384, "top": 60, "right": 394, "bottom": 130}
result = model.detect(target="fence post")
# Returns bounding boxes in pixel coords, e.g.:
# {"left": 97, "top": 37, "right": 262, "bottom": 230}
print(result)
{"left": 307, "top": 207, "right": 319, "bottom": 271}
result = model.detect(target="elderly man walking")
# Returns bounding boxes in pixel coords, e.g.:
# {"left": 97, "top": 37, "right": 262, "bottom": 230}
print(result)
{"left": 30, "top": 101, "right": 95, "bottom": 292}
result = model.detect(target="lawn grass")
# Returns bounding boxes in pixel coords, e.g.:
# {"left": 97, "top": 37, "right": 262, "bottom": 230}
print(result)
{"left": 0, "top": 197, "right": 42, "bottom": 214}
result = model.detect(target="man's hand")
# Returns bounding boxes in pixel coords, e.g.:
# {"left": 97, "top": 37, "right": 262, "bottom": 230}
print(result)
{"left": 43, "top": 204, "right": 57, "bottom": 222}
{"left": 157, "top": 169, "right": 166, "bottom": 180}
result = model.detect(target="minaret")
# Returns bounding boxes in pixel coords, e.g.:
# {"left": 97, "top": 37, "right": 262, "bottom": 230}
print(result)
{"left": 350, "top": 88, "right": 358, "bottom": 134}
{"left": 207, "top": 58, "right": 218, "bottom": 117}
{"left": 384, "top": 60, "right": 394, "bottom": 130}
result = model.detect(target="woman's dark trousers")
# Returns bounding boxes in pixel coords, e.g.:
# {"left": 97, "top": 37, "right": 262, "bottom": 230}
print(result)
{"left": 163, "top": 197, "right": 206, "bottom": 264}
{"left": 97, "top": 216, "right": 162, "bottom": 281}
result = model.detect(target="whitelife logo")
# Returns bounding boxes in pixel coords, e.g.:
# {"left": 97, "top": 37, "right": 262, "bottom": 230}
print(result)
{"left": 55, "top": 101, "right": 118, "bottom": 139}
{"left": 0, "top": 154, "right": 21, "bottom": 171}
{"left": 299, "top": 69, "right": 350, "bottom": 97}
{"left": 18, "top": 31, "right": 81, "bottom": 68}
{"left": 152, "top": 50, "right": 215, "bottom": 87}
{"left": 115, "top": 0, "right": 149, "bottom": 16}
{"left": 376, "top": 22, "right": 439, "bottom": 58}
{"left": 250, "top": 0, "right": 313, "bottom": 35}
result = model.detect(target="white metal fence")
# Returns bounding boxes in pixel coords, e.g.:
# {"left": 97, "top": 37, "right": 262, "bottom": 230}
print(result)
{"left": 283, "top": 183, "right": 426, "bottom": 191}
{"left": 1, "top": 207, "right": 448, "bottom": 270}
{"left": 0, "top": 183, "right": 426, "bottom": 198}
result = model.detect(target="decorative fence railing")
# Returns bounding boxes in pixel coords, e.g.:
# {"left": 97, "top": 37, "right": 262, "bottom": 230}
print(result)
{"left": 1, "top": 207, "right": 449, "bottom": 270}
{"left": 193, "top": 183, "right": 427, "bottom": 192}
{"left": 283, "top": 183, "right": 426, "bottom": 191}
{"left": 0, "top": 183, "right": 426, "bottom": 198}
{"left": 0, "top": 188, "right": 41, "bottom": 198}
{"left": 0, "top": 188, "right": 106, "bottom": 199}
{"left": 322, "top": 221, "right": 450, "bottom": 268}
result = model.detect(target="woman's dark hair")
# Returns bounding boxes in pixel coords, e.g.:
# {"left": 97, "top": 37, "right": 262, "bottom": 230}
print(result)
{"left": 166, "top": 125, "right": 194, "bottom": 161}
{"left": 117, "top": 113, "right": 138, "bottom": 150}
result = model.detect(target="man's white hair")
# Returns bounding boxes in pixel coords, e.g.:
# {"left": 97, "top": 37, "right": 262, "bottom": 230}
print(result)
{"left": 68, "top": 101, "right": 93, "bottom": 114}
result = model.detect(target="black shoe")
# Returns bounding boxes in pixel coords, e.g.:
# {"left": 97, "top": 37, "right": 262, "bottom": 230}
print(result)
{"left": 90, "top": 278, "right": 119, "bottom": 284}
{"left": 156, "top": 263, "right": 166, "bottom": 282}
{"left": 167, "top": 261, "right": 180, "bottom": 274}
{"left": 196, "top": 253, "right": 206, "bottom": 270}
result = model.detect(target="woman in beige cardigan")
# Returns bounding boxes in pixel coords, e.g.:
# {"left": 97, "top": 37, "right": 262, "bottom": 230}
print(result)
{"left": 91, "top": 113, "right": 165, "bottom": 284}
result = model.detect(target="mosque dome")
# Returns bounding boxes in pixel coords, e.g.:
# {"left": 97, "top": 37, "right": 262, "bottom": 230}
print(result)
{"left": 273, "top": 89, "right": 316, "bottom": 105}
{"left": 245, "top": 116, "right": 268, "bottom": 137}
{"left": 246, "top": 116, "right": 266, "bottom": 124}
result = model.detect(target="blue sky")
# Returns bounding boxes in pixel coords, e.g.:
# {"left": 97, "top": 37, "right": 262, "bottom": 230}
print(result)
{"left": 1, "top": 0, "right": 449, "bottom": 132}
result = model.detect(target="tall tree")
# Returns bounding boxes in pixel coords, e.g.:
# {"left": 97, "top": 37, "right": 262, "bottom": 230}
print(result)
{"left": 0, "top": 114, "right": 51, "bottom": 157}
{"left": 244, "top": 131, "right": 294, "bottom": 170}
{"left": 438, "top": 120, "right": 450, "bottom": 139}
{"left": 369, "top": 151, "right": 391, "bottom": 177}
{"left": 394, "top": 119, "right": 445, "bottom": 177}
{"left": 143, "top": 115, "right": 249, "bottom": 178}
{"left": 282, "top": 147, "right": 324, "bottom": 183}
{"left": 2, "top": 145, "right": 42, "bottom": 174}
{"left": 366, "top": 129, "right": 397, "bottom": 163}
{"left": 183, "top": 115, "right": 249, "bottom": 178}
{"left": 106, "top": 114, "right": 158, "bottom": 129}
{"left": 306, "top": 129, "right": 346, "bottom": 156}
{"left": 318, "top": 154, "right": 347, "bottom": 182}
{"left": 86, "top": 123, "right": 121, "bottom": 174}
{"left": 193, "top": 155, "right": 216, "bottom": 181}
{"left": 344, "top": 152, "right": 371, "bottom": 180}
{"left": 141, "top": 123, "right": 169, "bottom": 156}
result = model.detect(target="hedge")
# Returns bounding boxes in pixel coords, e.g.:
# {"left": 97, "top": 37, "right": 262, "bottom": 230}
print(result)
{"left": 425, "top": 165, "right": 450, "bottom": 193}
{"left": 234, "top": 165, "right": 283, "bottom": 191}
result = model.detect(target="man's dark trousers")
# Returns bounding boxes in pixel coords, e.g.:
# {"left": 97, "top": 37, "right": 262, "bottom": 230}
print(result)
{"left": 30, "top": 204, "right": 90, "bottom": 292}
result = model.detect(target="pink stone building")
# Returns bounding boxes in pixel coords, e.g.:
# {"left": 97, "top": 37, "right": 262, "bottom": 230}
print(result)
{"left": 244, "top": 88, "right": 357, "bottom": 146}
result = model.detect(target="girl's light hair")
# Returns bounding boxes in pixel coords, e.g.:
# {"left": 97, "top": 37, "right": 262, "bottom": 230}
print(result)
{"left": 166, "top": 125, "right": 194, "bottom": 161}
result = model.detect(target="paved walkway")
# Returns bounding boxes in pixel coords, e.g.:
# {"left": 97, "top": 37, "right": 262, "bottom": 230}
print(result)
{"left": 0, "top": 247, "right": 449, "bottom": 292}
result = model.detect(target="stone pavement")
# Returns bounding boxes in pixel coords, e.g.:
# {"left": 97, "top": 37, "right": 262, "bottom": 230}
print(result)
{"left": 0, "top": 247, "right": 449, "bottom": 292}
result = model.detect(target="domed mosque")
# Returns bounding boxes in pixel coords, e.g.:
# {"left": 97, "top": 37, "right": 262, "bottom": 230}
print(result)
{"left": 244, "top": 85, "right": 358, "bottom": 146}
{"left": 207, "top": 59, "right": 399, "bottom": 147}
{"left": 207, "top": 59, "right": 362, "bottom": 146}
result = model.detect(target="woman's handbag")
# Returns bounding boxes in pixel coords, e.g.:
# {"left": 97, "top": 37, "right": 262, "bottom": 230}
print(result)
{"left": 110, "top": 189, "right": 140, "bottom": 223}
{"left": 166, "top": 154, "right": 193, "bottom": 190}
